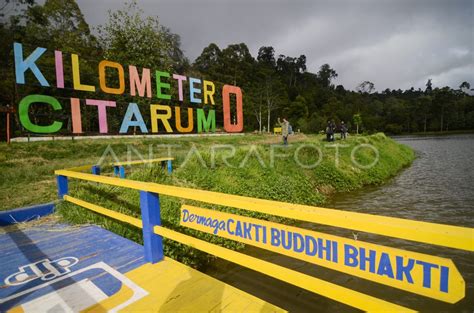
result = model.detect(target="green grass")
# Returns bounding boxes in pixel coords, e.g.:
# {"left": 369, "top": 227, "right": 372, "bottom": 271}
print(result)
{"left": 0, "top": 133, "right": 414, "bottom": 268}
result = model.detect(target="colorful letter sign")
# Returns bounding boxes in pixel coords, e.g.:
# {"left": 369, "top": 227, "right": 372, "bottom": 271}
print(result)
{"left": 12, "top": 42, "right": 244, "bottom": 135}
{"left": 179, "top": 205, "right": 465, "bottom": 303}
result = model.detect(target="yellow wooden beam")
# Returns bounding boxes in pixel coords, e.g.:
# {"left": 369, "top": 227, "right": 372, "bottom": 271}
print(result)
{"left": 63, "top": 195, "right": 143, "bottom": 229}
{"left": 63, "top": 164, "right": 95, "bottom": 172}
{"left": 153, "top": 225, "right": 415, "bottom": 312}
{"left": 55, "top": 169, "right": 474, "bottom": 251}
{"left": 112, "top": 157, "right": 174, "bottom": 167}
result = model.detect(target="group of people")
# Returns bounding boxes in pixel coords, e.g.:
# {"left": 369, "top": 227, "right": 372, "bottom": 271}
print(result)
{"left": 277, "top": 117, "right": 348, "bottom": 145}
{"left": 326, "top": 120, "right": 348, "bottom": 142}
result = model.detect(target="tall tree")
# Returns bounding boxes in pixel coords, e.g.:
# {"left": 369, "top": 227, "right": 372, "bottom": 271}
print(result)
{"left": 459, "top": 81, "right": 470, "bottom": 91}
{"left": 257, "top": 46, "right": 276, "bottom": 68}
{"left": 353, "top": 114, "right": 362, "bottom": 134}
{"left": 433, "top": 87, "right": 455, "bottom": 131}
{"left": 317, "top": 64, "right": 338, "bottom": 88}
{"left": 276, "top": 54, "right": 306, "bottom": 88}
{"left": 219, "top": 43, "right": 254, "bottom": 86}
{"left": 262, "top": 73, "right": 286, "bottom": 132}
{"left": 356, "top": 81, "right": 375, "bottom": 94}
{"left": 425, "top": 79, "right": 433, "bottom": 93}
{"left": 98, "top": 1, "right": 186, "bottom": 72}
{"left": 194, "top": 43, "right": 222, "bottom": 78}
{"left": 417, "top": 95, "right": 432, "bottom": 133}
{"left": 1, "top": 0, "right": 100, "bottom": 133}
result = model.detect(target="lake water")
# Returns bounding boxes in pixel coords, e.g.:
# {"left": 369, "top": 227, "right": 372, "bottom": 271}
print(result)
{"left": 205, "top": 134, "right": 474, "bottom": 312}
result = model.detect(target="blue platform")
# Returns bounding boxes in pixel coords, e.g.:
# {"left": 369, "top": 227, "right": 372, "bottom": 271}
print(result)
{"left": 0, "top": 203, "right": 55, "bottom": 226}
{"left": 0, "top": 223, "right": 145, "bottom": 312}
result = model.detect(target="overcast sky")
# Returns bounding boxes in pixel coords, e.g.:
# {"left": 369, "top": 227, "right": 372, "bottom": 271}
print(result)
{"left": 75, "top": 0, "right": 473, "bottom": 91}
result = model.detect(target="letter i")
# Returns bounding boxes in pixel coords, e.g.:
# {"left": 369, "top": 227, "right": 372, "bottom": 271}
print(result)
{"left": 263, "top": 226, "right": 267, "bottom": 244}
{"left": 70, "top": 98, "right": 82, "bottom": 133}
{"left": 440, "top": 266, "right": 449, "bottom": 293}
{"left": 332, "top": 241, "right": 338, "bottom": 263}
{"left": 55, "top": 51, "right": 64, "bottom": 88}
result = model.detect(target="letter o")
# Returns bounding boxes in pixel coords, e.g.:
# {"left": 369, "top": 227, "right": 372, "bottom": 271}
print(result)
{"left": 99, "top": 60, "right": 125, "bottom": 94}
{"left": 222, "top": 85, "right": 243, "bottom": 132}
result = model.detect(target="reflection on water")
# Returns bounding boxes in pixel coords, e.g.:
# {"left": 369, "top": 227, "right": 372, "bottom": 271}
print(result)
{"left": 206, "top": 134, "right": 474, "bottom": 312}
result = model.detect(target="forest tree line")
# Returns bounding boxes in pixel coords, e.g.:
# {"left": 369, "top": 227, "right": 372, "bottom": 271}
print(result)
{"left": 1, "top": 0, "right": 473, "bottom": 137}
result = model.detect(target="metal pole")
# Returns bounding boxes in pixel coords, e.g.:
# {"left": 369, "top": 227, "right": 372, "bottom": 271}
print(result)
{"left": 6, "top": 111, "right": 10, "bottom": 144}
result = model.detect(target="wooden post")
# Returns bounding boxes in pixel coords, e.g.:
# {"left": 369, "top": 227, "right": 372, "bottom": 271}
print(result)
{"left": 1, "top": 105, "right": 15, "bottom": 144}
{"left": 6, "top": 111, "right": 10, "bottom": 144}
{"left": 91, "top": 165, "right": 101, "bottom": 175}
{"left": 167, "top": 160, "right": 172, "bottom": 174}
{"left": 139, "top": 191, "right": 163, "bottom": 263}
{"left": 56, "top": 175, "right": 69, "bottom": 199}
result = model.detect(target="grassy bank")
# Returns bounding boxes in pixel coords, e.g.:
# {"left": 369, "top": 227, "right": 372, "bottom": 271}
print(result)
{"left": 0, "top": 134, "right": 414, "bottom": 267}
{"left": 1, "top": 133, "right": 414, "bottom": 267}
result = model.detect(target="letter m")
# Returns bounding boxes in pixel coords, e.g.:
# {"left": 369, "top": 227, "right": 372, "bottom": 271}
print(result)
{"left": 196, "top": 216, "right": 207, "bottom": 224}
{"left": 197, "top": 108, "right": 216, "bottom": 133}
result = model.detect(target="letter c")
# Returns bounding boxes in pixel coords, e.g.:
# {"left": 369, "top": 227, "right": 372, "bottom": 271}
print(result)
{"left": 19, "top": 95, "right": 63, "bottom": 133}
{"left": 227, "top": 219, "right": 235, "bottom": 235}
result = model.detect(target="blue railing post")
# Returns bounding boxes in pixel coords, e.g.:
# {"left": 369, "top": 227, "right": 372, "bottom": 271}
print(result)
{"left": 167, "top": 160, "right": 172, "bottom": 174}
{"left": 57, "top": 175, "right": 68, "bottom": 199}
{"left": 119, "top": 166, "right": 125, "bottom": 178}
{"left": 91, "top": 165, "right": 101, "bottom": 175}
{"left": 139, "top": 190, "right": 163, "bottom": 263}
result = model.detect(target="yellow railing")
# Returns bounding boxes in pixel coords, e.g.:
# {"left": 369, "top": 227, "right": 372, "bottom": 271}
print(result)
{"left": 55, "top": 167, "right": 474, "bottom": 312}
{"left": 55, "top": 169, "right": 473, "bottom": 251}
{"left": 61, "top": 194, "right": 413, "bottom": 312}
{"left": 112, "top": 157, "right": 174, "bottom": 167}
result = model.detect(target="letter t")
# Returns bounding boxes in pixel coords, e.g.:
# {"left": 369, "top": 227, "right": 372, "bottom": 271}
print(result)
{"left": 86, "top": 99, "right": 116, "bottom": 133}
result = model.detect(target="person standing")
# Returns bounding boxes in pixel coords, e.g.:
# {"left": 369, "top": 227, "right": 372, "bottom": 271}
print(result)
{"left": 326, "top": 120, "right": 336, "bottom": 142}
{"left": 331, "top": 120, "right": 336, "bottom": 141}
{"left": 278, "top": 117, "right": 289, "bottom": 145}
{"left": 326, "top": 121, "right": 332, "bottom": 142}
{"left": 340, "top": 121, "right": 348, "bottom": 140}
